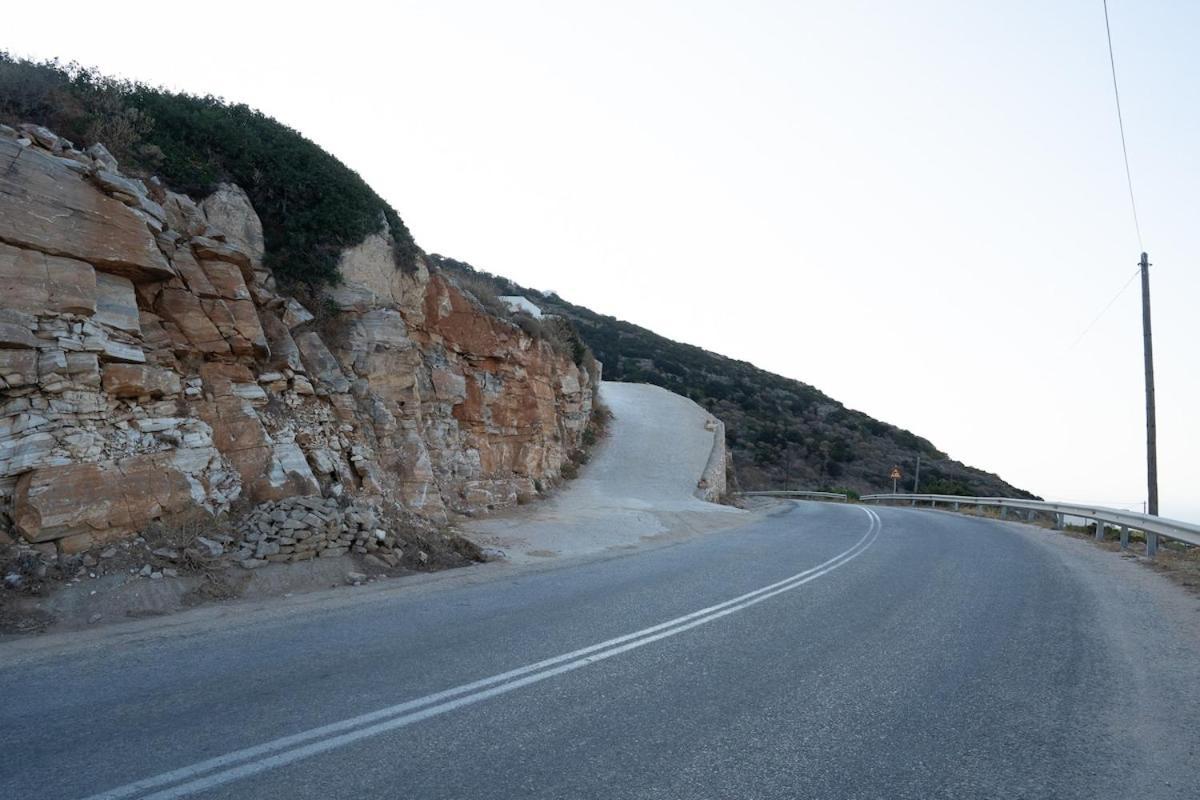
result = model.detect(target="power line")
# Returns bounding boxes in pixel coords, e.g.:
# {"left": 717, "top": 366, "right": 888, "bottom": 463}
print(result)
{"left": 1068, "top": 266, "right": 1140, "bottom": 349}
{"left": 1100, "top": 3, "right": 1159, "bottom": 517}
{"left": 1103, "top": 0, "right": 1144, "bottom": 250}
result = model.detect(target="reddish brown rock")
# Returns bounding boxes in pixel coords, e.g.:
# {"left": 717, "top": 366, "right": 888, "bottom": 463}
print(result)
{"left": 157, "top": 288, "right": 231, "bottom": 355}
{"left": 0, "top": 241, "right": 96, "bottom": 316}
{"left": 196, "top": 395, "right": 311, "bottom": 501}
{"left": 13, "top": 464, "right": 124, "bottom": 542}
{"left": 199, "top": 362, "right": 256, "bottom": 398}
{"left": 198, "top": 298, "right": 245, "bottom": 352}
{"left": 12, "top": 455, "right": 193, "bottom": 543}
{"left": 190, "top": 236, "right": 252, "bottom": 276}
{"left": 0, "top": 122, "right": 598, "bottom": 544}
{"left": 0, "top": 139, "right": 174, "bottom": 281}
{"left": 117, "top": 453, "right": 196, "bottom": 525}
{"left": 101, "top": 364, "right": 182, "bottom": 398}
{"left": 170, "top": 248, "right": 219, "bottom": 298}
{"left": 226, "top": 299, "right": 269, "bottom": 357}
{"left": 199, "top": 259, "right": 251, "bottom": 301}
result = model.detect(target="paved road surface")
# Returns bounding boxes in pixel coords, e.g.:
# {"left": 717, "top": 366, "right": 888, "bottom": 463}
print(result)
{"left": 2, "top": 502, "right": 1198, "bottom": 799}
{"left": 467, "top": 381, "right": 741, "bottom": 562}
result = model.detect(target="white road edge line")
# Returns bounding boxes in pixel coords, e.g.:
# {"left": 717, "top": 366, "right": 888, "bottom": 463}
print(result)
{"left": 81, "top": 506, "right": 881, "bottom": 800}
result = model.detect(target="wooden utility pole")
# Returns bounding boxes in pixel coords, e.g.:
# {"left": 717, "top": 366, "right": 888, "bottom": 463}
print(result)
{"left": 911, "top": 454, "right": 921, "bottom": 506}
{"left": 1140, "top": 252, "right": 1159, "bottom": 516}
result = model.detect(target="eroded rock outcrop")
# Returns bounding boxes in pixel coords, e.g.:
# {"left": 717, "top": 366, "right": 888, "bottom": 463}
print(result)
{"left": 0, "top": 124, "right": 596, "bottom": 552}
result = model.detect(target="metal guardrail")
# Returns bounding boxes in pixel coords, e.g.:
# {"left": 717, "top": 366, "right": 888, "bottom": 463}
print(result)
{"left": 861, "top": 493, "right": 1200, "bottom": 557}
{"left": 740, "top": 490, "right": 849, "bottom": 502}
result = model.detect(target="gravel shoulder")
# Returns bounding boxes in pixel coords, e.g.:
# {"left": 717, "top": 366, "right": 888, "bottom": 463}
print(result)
{"left": 954, "top": 511, "right": 1200, "bottom": 795}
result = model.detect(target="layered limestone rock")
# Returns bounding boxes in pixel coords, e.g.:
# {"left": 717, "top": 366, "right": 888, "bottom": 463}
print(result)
{"left": 0, "top": 124, "right": 596, "bottom": 551}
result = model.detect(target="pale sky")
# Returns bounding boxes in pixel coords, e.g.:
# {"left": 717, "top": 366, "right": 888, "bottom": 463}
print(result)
{"left": 6, "top": 1, "right": 1197, "bottom": 520}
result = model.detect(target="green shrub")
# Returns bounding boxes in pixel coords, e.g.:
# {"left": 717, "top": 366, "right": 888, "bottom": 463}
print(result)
{"left": 512, "top": 312, "right": 543, "bottom": 339}
{"left": 452, "top": 272, "right": 510, "bottom": 317}
{"left": 0, "top": 53, "right": 419, "bottom": 287}
{"left": 540, "top": 316, "right": 589, "bottom": 367}
{"left": 919, "top": 478, "right": 975, "bottom": 496}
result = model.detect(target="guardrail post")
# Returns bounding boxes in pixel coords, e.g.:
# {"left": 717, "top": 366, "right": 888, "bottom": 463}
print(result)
{"left": 1054, "top": 513, "right": 1063, "bottom": 530}
{"left": 1094, "top": 521, "right": 1105, "bottom": 541}
{"left": 1119, "top": 525, "right": 1129, "bottom": 549}
{"left": 1026, "top": 509, "right": 1036, "bottom": 522}
{"left": 952, "top": 501, "right": 960, "bottom": 512}
{"left": 1146, "top": 531, "right": 1158, "bottom": 558}
{"left": 999, "top": 506, "right": 1008, "bottom": 520}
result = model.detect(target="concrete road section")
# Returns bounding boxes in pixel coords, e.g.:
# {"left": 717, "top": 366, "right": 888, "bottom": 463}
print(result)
{"left": 2, "top": 502, "right": 1198, "bottom": 799}
{"left": 466, "top": 381, "right": 743, "bottom": 563}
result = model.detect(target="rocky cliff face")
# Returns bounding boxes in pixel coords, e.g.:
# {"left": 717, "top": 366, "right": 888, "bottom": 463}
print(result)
{"left": 0, "top": 123, "right": 596, "bottom": 555}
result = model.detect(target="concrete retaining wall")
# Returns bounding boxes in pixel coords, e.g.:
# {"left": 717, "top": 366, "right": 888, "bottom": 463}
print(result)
{"left": 695, "top": 419, "right": 728, "bottom": 502}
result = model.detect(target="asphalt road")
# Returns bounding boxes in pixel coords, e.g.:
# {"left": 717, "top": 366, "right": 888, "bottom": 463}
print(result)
{"left": 2, "top": 502, "right": 1198, "bottom": 799}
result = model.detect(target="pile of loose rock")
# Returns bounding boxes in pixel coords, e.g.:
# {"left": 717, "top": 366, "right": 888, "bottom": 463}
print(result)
{"left": 229, "top": 496, "right": 404, "bottom": 569}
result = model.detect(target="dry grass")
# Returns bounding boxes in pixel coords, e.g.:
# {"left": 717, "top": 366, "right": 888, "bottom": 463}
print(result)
{"left": 1052, "top": 523, "right": 1200, "bottom": 596}
{"left": 143, "top": 507, "right": 252, "bottom": 605}
{"left": 561, "top": 397, "right": 613, "bottom": 482}
{"left": 1144, "top": 545, "right": 1200, "bottom": 594}
{"left": 452, "top": 273, "right": 510, "bottom": 318}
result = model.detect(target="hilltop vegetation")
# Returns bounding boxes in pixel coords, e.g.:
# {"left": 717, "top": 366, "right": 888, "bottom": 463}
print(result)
{"left": 0, "top": 53, "right": 1031, "bottom": 498}
{"left": 431, "top": 256, "right": 1036, "bottom": 499}
{"left": 0, "top": 53, "right": 418, "bottom": 286}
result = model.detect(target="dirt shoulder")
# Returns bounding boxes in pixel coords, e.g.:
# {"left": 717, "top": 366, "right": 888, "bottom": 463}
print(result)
{"left": 0, "top": 502, "right": 786, "bottom": 665}
{"left": 0, "top": 504, "right": 482, "bottom": 638}
{"left": 935, "top": 505, "right": 1200, "bottom": 598}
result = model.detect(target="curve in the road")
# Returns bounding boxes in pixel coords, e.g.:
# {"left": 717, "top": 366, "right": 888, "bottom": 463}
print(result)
{"left": 78, "top": 508, "right": 881, "bottom": 800}
{"left": 5, "top": 502, "right": 1200, "bottom": 800}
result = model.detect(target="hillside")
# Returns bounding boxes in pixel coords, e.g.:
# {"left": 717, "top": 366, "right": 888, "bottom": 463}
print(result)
{"left": 0, "top": 61, "right": 603, "bottom": 577}
{"left": 0, "top": 53, "right": 418, "bottom": 287}
{"left": 0, "top": 53, "right": 1033, "bottom": 502}
{"left": 430, "top": 256, "right": 1037, "bottom": 499}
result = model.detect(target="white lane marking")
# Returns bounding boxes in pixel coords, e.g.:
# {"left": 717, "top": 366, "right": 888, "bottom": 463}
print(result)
{"left": 82, "top": 506, "right": 881, "bottom": 800}
{"left": 80, "top": 506, "right": 878, "bottom": 800}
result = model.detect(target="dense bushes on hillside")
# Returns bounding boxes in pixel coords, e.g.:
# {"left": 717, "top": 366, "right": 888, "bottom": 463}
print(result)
{"left": 430, "top": 255, "right": 1036, "bottom": 499}
{"left": 0, "top": 53, "right": 418, "bottom": 286}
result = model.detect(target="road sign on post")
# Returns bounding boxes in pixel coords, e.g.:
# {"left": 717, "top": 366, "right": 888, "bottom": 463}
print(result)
{"left": 889, "top": 466, "right": 901, "bottom": 494}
